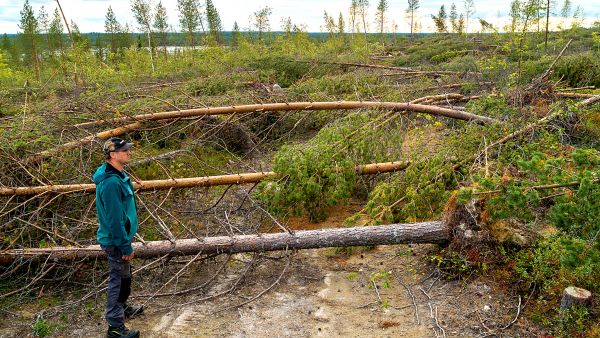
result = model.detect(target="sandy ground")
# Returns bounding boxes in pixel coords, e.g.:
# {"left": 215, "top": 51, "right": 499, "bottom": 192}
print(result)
{"left": 1, "top": 206, "right": 544, "bottom": 338}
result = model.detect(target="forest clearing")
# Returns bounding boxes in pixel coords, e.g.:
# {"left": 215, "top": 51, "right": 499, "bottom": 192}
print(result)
{"left": 0, "top": 0, "right": 599, "bottom": 337}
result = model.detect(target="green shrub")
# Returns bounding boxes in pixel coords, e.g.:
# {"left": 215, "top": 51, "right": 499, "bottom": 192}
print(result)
{"left": 554, "top": 52, "right": 600, "bottom": 87}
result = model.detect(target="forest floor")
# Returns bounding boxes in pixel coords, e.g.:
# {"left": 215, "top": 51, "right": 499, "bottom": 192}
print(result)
{"left": 2, "top": 205, "right": 544, "bottom": 337}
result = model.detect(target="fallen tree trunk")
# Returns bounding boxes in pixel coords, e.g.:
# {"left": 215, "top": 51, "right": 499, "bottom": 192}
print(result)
{"left": 31, "top": 101, "right": 498, "bottom": 162}
{"left": 0, "top": 161, "right": 410, "bottom": 197}
{"left": 74, "top": 101, "right": 498, "bottom": 128}
{"left": 555, "top": 92, "right": 595, "bottom": 99}
{"left": 293, "top": 60, "right": 478, "bottom": 76}
{"left": 0, "top": 221, "right": 448, "bottom": 265}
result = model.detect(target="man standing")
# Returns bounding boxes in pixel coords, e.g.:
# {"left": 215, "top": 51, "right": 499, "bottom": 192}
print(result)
{"left": 93, "top": 137, "right": 143, "bottom": 338}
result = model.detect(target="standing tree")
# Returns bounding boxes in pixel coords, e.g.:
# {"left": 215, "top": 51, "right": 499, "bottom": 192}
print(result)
{"left": 37, "top": 6, "right": 49, "bottom": 52}
{"left": 253, "top": 6, "right": 272, "bottom": 41}
{"left": 449, "top": 2, "right": 459, "bottom": 33}
{"left": 48, "top": 8, "right": 64, "bottom": 57}
{"left": 105, "top": 6, "right": 120, "bottom": 54}
{"left": 323, "top": 11, "right": 337, "bottom": 37}
{"left": 375, "top": 0, "right": 388, "bottom": 39}
{"left": 205, "top": 0, "right": 223, "bottom": 44}
{"left": 571, "top": 5, "right": 584, "bottom": 29}
{"left": 153, "top": 1, "right": 169, "bottom": 55}
{"left": 406, "top": 0, "right": 420, "bottom": 39}
{"left": 508, "top": 0, "right": 522, "bottom": 33}
{"left": 457, "top": 13, "right": 465, "bottom": 34}
{"left": 464, "top": 0, "right": 475, "bottom": 38}
{"left": 1, "top": 34, "right": 19, "bottom": 66}
{"left": 432, "top": 5, "right": 448, "bottom": 33}
{"left": 338, "top": 12, "right": 346, "bottom": 39}
{"left": 358, "top": 0, "right": 369, "bottom": 38}
{"left": 131, "top": 0, "right": 155, "bottom": 72}
{"left": 19, "top": 0, "right": 40, "bottom": 80}
{"left": 560, "top": 0, "right": 571, "bottom": 29}
{"left": 349, "top": 0, "right": 359, "bottom": 38}
{"left": 544, "top": 0, "right": 553, "bottom": 48}
{"left": 177, "top": 0, "right": 201, "bottom": 48}
{"left": 231, "top": 21, "right": 241, "bottom": 47}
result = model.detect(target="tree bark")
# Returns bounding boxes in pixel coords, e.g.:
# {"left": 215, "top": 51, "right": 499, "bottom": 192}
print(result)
{"left": 0, "top": 161, "right": 410, "bottom": 197}
{"left": 0, "top": 221, "right": 448, "bottom": 265}
{"left": 31, "top": 101, "right": 497, "bottom": 162}
{"left": 74, "top": 101, "right": 498, "bottom": 128}
{"left": 560, "top": 286, "right": 592, "bottom": 312}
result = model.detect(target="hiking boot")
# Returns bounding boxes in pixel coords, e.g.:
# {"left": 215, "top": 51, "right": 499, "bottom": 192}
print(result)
{"left": 106, "top": 325, "right": 139, "bottom": 338}
{"left": 124, "top": 303, "right": 144, "bottom": 319}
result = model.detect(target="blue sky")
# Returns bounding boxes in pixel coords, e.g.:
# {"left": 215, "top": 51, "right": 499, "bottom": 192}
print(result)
{"left": 1, "top": 0, "right": 599, "bottom": 34}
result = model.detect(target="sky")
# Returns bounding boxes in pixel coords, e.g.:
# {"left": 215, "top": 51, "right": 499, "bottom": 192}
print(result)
{"left": 1, "top": 0, "right": 599, "bottom": 34}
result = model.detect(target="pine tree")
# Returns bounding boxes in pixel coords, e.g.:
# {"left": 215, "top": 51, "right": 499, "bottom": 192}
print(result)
{"left": 464, "top": 0, "right": 475, "bottom": 37}
{"left": 177, "top": 0, "right": 201, "bottom": 47}
{"left": 70, "top": 20, "right": 89, "bottom": 49}
{"left": 457, "top": 13, "right": 465, "bottom": 34}
{"left": 48, "top": 9, "right": 64, "bottom": 56}
{"left": 375, "top": 0, "right": 388, "bottom": 37}
{"left": 349, "top": 0, "right": 359, "bottom": 37}
{"left": 449, "top": 2, "right": 459, "bottom": 33}
{"left": 37, "top": 5, "right": 49, "bottom": 52}
{"left": 571, "top": 5, "right": 583, "bottom": 29}
{"left": 231, "top": 21, "right": 241, "bottom": 47}
{"left": 432, "top": 5, "right": 448, "bottom": 33}
{"left": 358, "top": 0, "right": 369, "bottom": 37}
{"left": 105, "top": 6, "right": 120, "bottom": 54}
{"left": 253, "top": 6, "right": 272, "bottom": 41}
{"left": 544, "top": 0, "right": 552, "bottom": 48}
{"left": 338, "top": 13, "right": 345, "bottom": 37}
{"left": 205, "top": 0, "right": 223, "bottom": 44}
{"left": 19, "top": 0, "right": 40, "bottom": 79}
{"left": 406, "top": 0, "right": 420, "bottom": 39}
{"left": 323, "top": 11, "right": 336, "bottom": 36}
{"left": 153, "top": 1, "right": 169, "bottom": 54}
{"left": 1, "top": 34, "right": 18, "bottom": 65}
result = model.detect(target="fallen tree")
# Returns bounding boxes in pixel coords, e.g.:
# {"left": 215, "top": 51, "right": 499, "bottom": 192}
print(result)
{"left": 292, "top": 60, "right": 479, "bottom": 76}
{"left": 0, "top": 221, "right": 447, "bottom": 265}
{"left": 0, "top": 161, "right": 410, "bottom": 197}
{"left": 74, "top": 101, "right": 499, "bottom": 128}
{"left": 30, "top": 101, "right": 499, "bottom": 162}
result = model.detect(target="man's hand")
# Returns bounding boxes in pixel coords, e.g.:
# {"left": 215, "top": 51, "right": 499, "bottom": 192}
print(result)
{"left": 122, "top": 251, "right": 135, "bottom": 261}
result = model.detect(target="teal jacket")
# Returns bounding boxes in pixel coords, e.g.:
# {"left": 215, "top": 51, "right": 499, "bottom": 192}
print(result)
{"left": 93, "top": 163, "right": 139, "bottom": 255}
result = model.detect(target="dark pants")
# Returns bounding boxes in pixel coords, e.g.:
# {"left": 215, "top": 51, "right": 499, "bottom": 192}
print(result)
{"left": 101, "top": 245, "right": 132, "bottom": 328}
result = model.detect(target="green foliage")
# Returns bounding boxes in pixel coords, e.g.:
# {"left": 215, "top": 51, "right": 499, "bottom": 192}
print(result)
{"left": 554, "top": 52, "right": 600, "bottom": 87}
{"left": 369, "top": 270, "right": 391, "bottom": 289}
{"left": 461, "top": 146, "right": 599, "bottom": 240}
{"left": 256, "top": 112, "right": 405, "bottom": 221}
{"left": 515, "top": 236, "right": 600, "bottom": 300}
{"left": 31, "top": 319, "right": 64, "bottom": 338}
{"left": 346, "top": 271, "right": 358, "bottom": 281}
{"left": 250, "top": 56, "right": 312, "bottom": 88}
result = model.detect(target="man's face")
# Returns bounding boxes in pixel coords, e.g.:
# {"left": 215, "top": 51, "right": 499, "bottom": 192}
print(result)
{"left": 110, "top": 149, "right": 132, "bottom": 165}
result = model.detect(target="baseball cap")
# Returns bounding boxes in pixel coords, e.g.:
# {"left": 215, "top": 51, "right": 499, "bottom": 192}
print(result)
{"left": 103, "top": 137, "right": 134, "bottom": 154}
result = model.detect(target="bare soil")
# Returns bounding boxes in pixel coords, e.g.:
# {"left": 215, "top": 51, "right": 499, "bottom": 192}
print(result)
{"left": 1, "top": 206, "right": 543, "bottom": 337}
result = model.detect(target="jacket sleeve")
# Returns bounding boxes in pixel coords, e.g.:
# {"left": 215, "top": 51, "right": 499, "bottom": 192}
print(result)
{"left": 100, "top": 179, "right": 133, "bottom": 256}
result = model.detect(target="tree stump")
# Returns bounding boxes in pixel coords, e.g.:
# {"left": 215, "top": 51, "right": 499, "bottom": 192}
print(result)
{"left": 560, "top": 286, "right": 592, "bottom": 312}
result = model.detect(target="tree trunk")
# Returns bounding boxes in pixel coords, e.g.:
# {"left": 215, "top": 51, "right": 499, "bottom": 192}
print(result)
{"left": 29, "top": 101, "right": 497, "bottom": 162}
{"left": 75, "top": 100, "right": 496, "bottom": 128}
{"left": 560, "top": 286, "right": 592, "bottom": 312}
{"left": 0, "top": 221, "right": 448, "bottom": 265}
{"left": 0, "top": 161, "right": 410, "bottom": 197}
